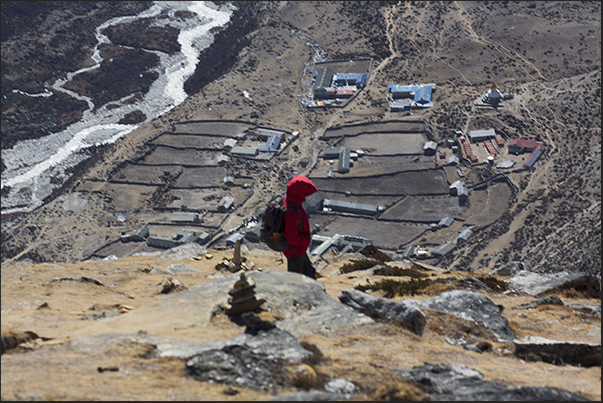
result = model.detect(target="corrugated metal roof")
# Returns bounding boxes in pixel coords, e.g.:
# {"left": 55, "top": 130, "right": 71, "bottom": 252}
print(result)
{"left": 468, "top": 129, "right": 495, "bottom": 141}
{"left": 457, "top": 228, "right": 473, "bottom": 241}
{"left": 523, "top": 147, "right": 543, "bottom": 168}
{"left": 323, "top": 199, "right": 380, "bottom": 215}
{"left": 230, "top": 146, "right": 258, "bottom": 156}
{"left": 431, "top": 241, "right": 456, "bottom": 256}
{"left": 171, "top": 212, "right": 199, "bottom": 222}
{"left": 438, "top": 216, "right": 454, "bottom": 227}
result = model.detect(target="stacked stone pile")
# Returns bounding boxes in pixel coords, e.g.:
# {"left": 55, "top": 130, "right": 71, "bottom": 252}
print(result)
{"left": 224, "top": 272, "right": 266, "bottom": 316}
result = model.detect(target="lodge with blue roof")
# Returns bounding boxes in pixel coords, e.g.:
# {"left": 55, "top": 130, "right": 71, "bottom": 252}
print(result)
{"left": 387, "top": 83, "right": 436, "bottom": 110}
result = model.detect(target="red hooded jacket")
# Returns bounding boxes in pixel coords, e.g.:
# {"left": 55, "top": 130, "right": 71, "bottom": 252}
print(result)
{"left": 282, "top": 175, "right": 317, "bottom": 258}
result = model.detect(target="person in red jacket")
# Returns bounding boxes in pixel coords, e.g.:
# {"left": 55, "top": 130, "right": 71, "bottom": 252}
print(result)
{"left": 282, "top": 175, "right": 318, "bottom": 279}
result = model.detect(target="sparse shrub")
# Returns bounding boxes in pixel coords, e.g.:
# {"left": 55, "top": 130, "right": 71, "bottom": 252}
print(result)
{"left": 476, "top": 275, "right": 509, "bottom": 292}
{"left": 355, "top": 278, "right": 431, "bottom": 298}
{"left": 371, "top": 381, "right": 425, "bottom": 401}
{"left": 374, "top": 266, "right": 429, "bottom": 279}
{"left": 340, "top": 258, "right": 383, "bottom": 274}
{"left": 548, "top": 276, "right": 601, "bottom": 299}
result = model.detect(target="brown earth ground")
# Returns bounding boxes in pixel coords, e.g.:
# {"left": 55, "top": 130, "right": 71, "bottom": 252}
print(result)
{"left": 1, "top": 1, "right": 601, "bottom": 401}
{"left": 1, "top": 249, "right": 600, "bottom": 401}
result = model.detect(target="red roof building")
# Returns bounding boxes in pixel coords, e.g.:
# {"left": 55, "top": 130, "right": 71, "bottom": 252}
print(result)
{"left": 507, "top": 138, "right": 544, "bottom": 154}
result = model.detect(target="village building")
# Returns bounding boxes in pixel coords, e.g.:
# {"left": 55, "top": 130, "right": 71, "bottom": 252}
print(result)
{"left": 322, "top": 199, "right": 382, "bottom": 216}
{"left": 431, "top": 241, "right": 456, "bottom": 257}
{"left": 458, "top": 186, "right": 469, "bottom": 205}
{"left": 310, "top": 233, "right": 373, "bottom": 256}
{"left": 438, "top": 216, "right": 454, "bottom": 228}
{"left": 423, "top": 141, "right": 438, "bottom": 156}
{"left": 402, "top": 244, "right": 417, "bottom": 260}
{"left": 121, "top": 225, "right": 149, "bottom": 243}
{"left": 449, "top": 181, "right": 464, "bottom": 196}
{"left": 147, "top": 236, "right": 178, "bottom": 249}
{"left": 523, "top": 145, "right": 544, "bottom": 169}
{"left": 321, "top": 146, "right": 351, "bottom": 173}
{"left": 482, "top": 87, "right": 502, "bottom": 105}
{"left": 223, "top": 138, "right": 237, "bottom": 149}
{"left": 467, "top": 128, "right": 496, "bottom": 143}
{"left": 496, "top": 159, "right": 516, "bottom": 169}
{"left": 171, "top": 212, "right": 201, "bottom": 223}
{"left": 313, "top": 68, "right": 335, "bottom": 91}
{"left": 507, "top": 138, "right": 545, "bottom": 169}
{"left": 175, "top": 228, "right": 210, "bottom": 244}
{"left": 387, "top": 83, "right": 436, "bottom": 110}
{"left": 332, "top": 73, "right": 367, "bottom": 88}
{"left": 216, "top": 154, "right": 229, "bottom": 166}
{"left": 218, "top": 195, "right": 235, "bottom": 212}
{"left": 448, "top": 155, "right": 460, "bottom": 165}
{"left": 257, "top": 134, "right": 281, "bottom": 152}
{"left": 226, "top": 232, "right": 245, "bottom": 247}
{"left": 507, "top": 138, "right": 544, "bottom": 154}
{"left": 256, "top": 128, "right": 284, "bottom": 140}
{"left": 456, "top": 228, "right": 473, "bottom": 243}
{"left": 230, "top": 146, "right": 259, "bottom": 157}
{"left": 338, "top": 147, "right": 351, "bottom": 173}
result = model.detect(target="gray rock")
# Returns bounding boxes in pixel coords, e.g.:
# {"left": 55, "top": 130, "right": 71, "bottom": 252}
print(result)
{"left": 567, "top": 304, "right": 601, "bottom": 316}
{"left": 324, "top": 378, "right": 356, "bottom": 394}
{"left": 247, "top": 270, "right": 374, "bottom": 336}
{"left": 150, "top": 264, "right": 203, "bottom": 275}
{"left": 397, "top": 363, "right": 590, "bottom": 401}
{"left": 264, "top": 391, "right": 357, "bottom": 401}
{"left": 512, "top": 295, "right": 564, "bottom": 310}
{"left": 506, "top": 270, "right": 589, "bottom": 296}
{"left": 158, "top": 243, "right": 208, "bottom": 260}
{"left": 186, "top": 343, "right": 289, "bottom": 393}
{"left": 74, "top": 270, "right": 372, "bottom": 342}
{"left": 490, "top": 261, "right": 527, "bottom": 276}
{"left": 458, "top": 276, "right": 492, "bottom": 292}
{"left": 513, "top": 335, "right": 601, "bottom": 367}
{"left": 404, "top": 290, "right": 515, "bottom": 342}
{"left": 587, "top": 327, "right": 601, "bottom": 338}
{"left": 338, "top": 289, "right": 426, "bottom": 336}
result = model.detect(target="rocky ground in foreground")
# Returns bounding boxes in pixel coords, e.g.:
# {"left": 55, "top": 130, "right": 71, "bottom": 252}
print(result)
{"left": 1, "top": 244, "right": 600, "bottom": 401}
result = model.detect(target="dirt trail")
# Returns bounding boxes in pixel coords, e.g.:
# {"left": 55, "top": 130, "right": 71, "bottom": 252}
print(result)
{"left": 453, "top": 1, "right": 546, "bottom": 81}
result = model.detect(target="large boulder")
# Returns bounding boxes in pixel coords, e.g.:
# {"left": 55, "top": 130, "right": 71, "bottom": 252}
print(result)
{"left": 397, "top": 363, "right": 590, "bottom": 401}
{"left": 513, "top": 335, "right": 601, "bottom": 367}
{"left": 505, "top": 270, "right": 593, "bottom": 296}
{"left": 338, "top": 288, "right": 427, "bottom": 336}
{"left": 404, "top": 290, "right": 515, "bottom": 342}
{"left": 70, "top": 269, "right": 373, "bottom": 343}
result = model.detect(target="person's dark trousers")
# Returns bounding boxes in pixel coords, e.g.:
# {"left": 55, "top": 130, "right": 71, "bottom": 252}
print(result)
{"left": 287, "top": 253, "right": 316, "bottom": 279}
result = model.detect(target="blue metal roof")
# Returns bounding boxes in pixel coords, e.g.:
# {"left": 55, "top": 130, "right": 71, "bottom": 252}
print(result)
{"left": 523, "top": 147, "right": 543, "bottom": 169}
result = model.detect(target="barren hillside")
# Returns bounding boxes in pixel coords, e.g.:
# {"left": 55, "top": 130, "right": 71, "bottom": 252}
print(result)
{"left": 1, "top": 2, "right": 601, "bottom": 401}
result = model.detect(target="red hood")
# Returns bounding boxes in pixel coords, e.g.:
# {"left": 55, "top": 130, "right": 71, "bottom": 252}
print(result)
{"left": 284, "top": 175, "right": 317, "bottom": 206}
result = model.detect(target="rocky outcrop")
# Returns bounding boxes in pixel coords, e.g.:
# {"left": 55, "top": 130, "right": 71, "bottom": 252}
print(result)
{"left": 513, "top": 336, "right": 601, "bottom": 368}
{"left": 404, "top": 290, "right": 515, "bottom": 342}
{"left": 338, "top": 288, "right": 427, "bottom": 336}
{"left": 506, "top": 270, "right": 600, "bottom": 297}
{"left": 397, "top": 363, "right": 590, "bottom": 401}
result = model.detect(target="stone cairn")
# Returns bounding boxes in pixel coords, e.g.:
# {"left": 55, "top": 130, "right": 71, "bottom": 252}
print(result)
{"left": 224, "top": 272, "right": 266, "bottom": 316}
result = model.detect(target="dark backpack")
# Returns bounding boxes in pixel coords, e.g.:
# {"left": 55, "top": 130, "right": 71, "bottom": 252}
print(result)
{"left": 261, "top": 202, "right": 301, "bottom": 252}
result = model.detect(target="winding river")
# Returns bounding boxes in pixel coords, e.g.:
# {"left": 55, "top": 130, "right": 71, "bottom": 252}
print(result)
{"left": 1, "top": 1, "right": 234, "bottom": 215}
